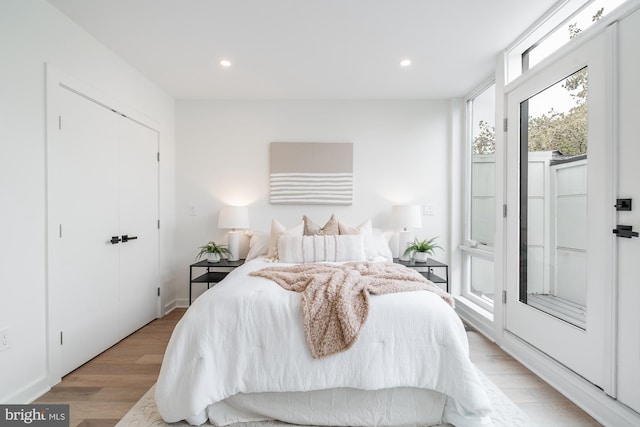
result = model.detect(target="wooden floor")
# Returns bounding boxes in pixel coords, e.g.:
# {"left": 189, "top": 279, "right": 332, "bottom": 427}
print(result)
{"left": 34, "top": 309, "right": 184, "bottom": 427}
{"left": 34, "top": 308, "right": 600, "bottom": 426}
{"left": 467, "top": 328, "right": 601, "bottom": 426}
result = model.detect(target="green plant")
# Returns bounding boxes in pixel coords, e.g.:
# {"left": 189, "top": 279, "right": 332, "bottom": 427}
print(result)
{"left": 196, "top": 241, "right": 231, "bottom": 260}
{"left": 402, "top": 236, "right": 442, "bottom": 258}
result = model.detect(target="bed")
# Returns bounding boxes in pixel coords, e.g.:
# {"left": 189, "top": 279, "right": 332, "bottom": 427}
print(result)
{"left": 155, "top": 219, "right": 493, "bottom": 426}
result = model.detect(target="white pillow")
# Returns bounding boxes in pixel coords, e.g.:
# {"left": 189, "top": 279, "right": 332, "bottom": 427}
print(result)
{"left": 266, "top": 219, "right": 304, "bottom": 260}
{"left": 372, "top": 228, "right": 393, "bottom": 261}
{"left": 338, "top": 219, "right": 376, "bottom": 260}
{"left": 277, "top": 234, "right": 366, "bottom": 263}
{"left": 244, "top": 230, "right": 270, "bottom": 261}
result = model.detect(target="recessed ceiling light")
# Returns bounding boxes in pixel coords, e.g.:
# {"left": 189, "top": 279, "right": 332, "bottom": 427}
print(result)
{"left": 400, "top": 59, "right": 412, "bottom": 67}
{"left": 220, "top": 60, "right": 232, "bottom": 67}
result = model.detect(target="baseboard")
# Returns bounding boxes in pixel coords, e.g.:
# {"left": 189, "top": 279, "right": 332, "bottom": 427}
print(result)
{"left": 502, "top": 331, "right": 640, "bottom": 427}
{"left": 163, "top": 299, "right": 177, "bottom": 316}
{"left": 455, "top": 296, "right": 495, "bottom": 341}
{"left": 5, "top": 375, "right": 52, "bottom": 404}
{"left": 164, "top": 299, "right": 188, "bottom": 314}
{"left": 174, "top": 299, "right": 188, "bottom": 308}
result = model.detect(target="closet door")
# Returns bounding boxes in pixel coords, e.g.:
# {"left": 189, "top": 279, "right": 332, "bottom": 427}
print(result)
{"left": 52, "top": 87, "right": 122, "bottom": 376}
{"left": 49, "top": 83, "right": 159, "bottom": 377}
{"left": 118, "top": 118, "right": 159, "bottom": 336}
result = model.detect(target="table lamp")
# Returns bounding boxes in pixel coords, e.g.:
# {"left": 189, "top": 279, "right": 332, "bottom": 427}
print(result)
{"left": 392, "top": 205, "right": 422, "bottom": 260}
{"left": 218, "top": 206, "right": 249, "bottom": 261}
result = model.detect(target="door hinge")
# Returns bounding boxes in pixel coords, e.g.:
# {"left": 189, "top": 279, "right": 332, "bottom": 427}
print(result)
{"left": 157, "top": 287, "right": 161, "bottom": 297}
{"left": 60, "top": 331, "right": 63, "bottom": 345}
{"left": 503, "top": 204, "right": 507, "bottom": 218}
{"left": 157, "top": 219, "right": 160, "bottom": 229}
{"left": 502, "top": 290, "right": 507, "bottom": 304}
{"left": 58, "top": 115, "right": 62, "bottom": 130}
{"left": 503, "top": 118, "right": 508, "bottom": 132}
{"left": 59, "top": 224, "right": 63, "bottom": 238}
{"left": 157, "top": 152, "right": 160, "bottom": 162}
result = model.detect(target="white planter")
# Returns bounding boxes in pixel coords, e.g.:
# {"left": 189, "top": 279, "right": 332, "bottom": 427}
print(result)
{"left": 413, "top": 252, "right": 429, "bottom": 263}
{"left": 207, "top": 253, "right": 221, "bottom": 263}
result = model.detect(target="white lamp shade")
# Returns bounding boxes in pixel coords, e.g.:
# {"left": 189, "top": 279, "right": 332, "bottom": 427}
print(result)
{"left": 392, "top": 205, "right": 422, "bottom": 230}
{"left": 218, "top": 206, "right": 250, "bottom": 230}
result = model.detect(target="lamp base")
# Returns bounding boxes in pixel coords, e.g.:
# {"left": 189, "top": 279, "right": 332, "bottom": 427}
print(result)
{"left": 227, "top": 231, "right": 240, "bottom": 261}
{"left": 398, "top": 230, "right": 413, "bottom": 261}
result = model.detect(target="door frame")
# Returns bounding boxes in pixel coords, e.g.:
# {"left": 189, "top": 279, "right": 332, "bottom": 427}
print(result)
{"left": 45, "top": 64, "right": 161, "bottom": 384}
{"left": 615, "top": 6, "right": 640, "bottom": 412}
{"left": 503, "top": 27, "right": 617, "bottom": 394}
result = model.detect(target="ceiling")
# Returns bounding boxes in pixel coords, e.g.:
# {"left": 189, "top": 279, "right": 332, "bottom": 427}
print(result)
{"left": 47, "top": 0, "right": 557, "bottom": 99}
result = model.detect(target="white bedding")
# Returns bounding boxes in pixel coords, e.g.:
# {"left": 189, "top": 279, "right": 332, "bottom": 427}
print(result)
{"left": 155, "top": 258, "right": 493, "bottom": 426}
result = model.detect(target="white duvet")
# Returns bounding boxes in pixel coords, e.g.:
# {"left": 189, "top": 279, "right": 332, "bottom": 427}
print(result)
{"left": 155, "top": 258, "right": 493, "bottom": 426}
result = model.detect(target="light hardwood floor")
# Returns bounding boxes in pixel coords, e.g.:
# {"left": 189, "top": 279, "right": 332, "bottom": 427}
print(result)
{"left": 466, "top": 328, "right": 601, "bottom": 426}
{"left": 34, "top": 308, "right": 600, "bottom": 426}
{"left": 34, "top": 309, "right": 184, "bottom": 427}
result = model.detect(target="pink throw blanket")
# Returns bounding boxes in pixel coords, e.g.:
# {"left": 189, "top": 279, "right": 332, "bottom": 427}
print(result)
{"left": 250, "top": 262, "right": 454, "bottom": 358}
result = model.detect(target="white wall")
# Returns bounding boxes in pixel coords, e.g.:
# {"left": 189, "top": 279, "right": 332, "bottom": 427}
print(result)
{"left": 0, "top": 0, "right": 175, "bottom": 403}
{"left": 176, "top": 99, "right": 451, "bottom": 304}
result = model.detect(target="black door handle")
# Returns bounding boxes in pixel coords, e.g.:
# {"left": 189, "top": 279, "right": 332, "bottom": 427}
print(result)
{"left": 613, "top": 225, "right": 639, "bottom": 238}
{"left": 110, "top": 236, "right": 121, "bottom": 244}
{"left": 121, "top": 235, "right": 138, "bottom": 243}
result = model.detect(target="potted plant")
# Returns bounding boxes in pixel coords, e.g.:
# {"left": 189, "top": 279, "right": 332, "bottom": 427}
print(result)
{"left": 402, "top": 237, "right": 442, "bottom": 263}
{"left": 196, "top": 241, "right": 231, "bottom": 263}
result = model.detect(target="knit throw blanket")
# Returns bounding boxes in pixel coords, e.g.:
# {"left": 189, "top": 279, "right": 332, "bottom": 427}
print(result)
{"left": 250, "top": 262, "right": 454, "bottom": 358}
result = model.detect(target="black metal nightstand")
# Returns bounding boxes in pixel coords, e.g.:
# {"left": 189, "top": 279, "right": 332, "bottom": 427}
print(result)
{"left": 189, "top": 259, "right": 245, "bottom": 305}
{"left": 393, "top": 258, "right": 449, "bottom": 293}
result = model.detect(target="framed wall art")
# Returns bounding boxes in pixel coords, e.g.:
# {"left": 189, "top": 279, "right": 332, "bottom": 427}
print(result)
{"left": 270, "top": 142, "right": 353, "bottom": 205}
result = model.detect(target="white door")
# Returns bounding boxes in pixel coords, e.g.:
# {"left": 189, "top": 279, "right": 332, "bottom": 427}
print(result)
{"left": 51, "top": 87, "right": 122, "bottom": 376}
{"left": 49, "top": 84, "right": 159, "bottom": 376}
{"left": 617, "top": 8, "right": 640, "bottom": 413}
{"left": 505, "top": 30, "right": 614, "bottom": 389}
{"left": 118, "top": 118, "right": 159, "bottom": 336}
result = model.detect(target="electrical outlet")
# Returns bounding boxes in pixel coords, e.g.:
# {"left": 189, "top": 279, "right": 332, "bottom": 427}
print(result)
{"left": 0, "top": 328, "right": 10, "bottom": 352}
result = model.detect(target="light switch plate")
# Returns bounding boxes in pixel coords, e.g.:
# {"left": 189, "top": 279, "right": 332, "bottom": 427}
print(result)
{"left": 423, "top": 205, "right": 434, "bottom": 216}
{"left": 0, "top": 328, "right": 10, "bottom": 352}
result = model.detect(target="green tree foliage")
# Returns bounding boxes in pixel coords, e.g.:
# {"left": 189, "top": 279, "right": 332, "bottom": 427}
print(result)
{"left": 526, "top": 9, "right": 602, "bottom": 155}
{"left": 527, "top": 101, "right": 587, "bottom": 155}
{"left": 473, "top": 120, "right": 496, "bottom": 154}
{"left": 472, "top": 9, "right": 604, "bottom": 157}
{"left": 526, "top": 68, "right": 588, "bottom": 156}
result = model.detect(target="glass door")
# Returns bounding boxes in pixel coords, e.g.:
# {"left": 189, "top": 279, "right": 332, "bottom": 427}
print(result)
{"left": 519, "top": 68, "right": 588, "bottom": 329}
{"left": 505, "top": 30, "right": 614, "bottom": 389}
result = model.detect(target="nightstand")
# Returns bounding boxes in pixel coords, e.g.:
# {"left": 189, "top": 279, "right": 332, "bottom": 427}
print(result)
{"left": 393, "top": 258, "right": 449, "bottom": 293}
{"left": 189, "top": 259, "right": 245, "bottom": 305}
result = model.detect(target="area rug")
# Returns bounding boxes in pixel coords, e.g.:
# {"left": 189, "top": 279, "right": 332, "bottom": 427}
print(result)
{"left": 116, "top": 369, "right": 533, "bottom": 427}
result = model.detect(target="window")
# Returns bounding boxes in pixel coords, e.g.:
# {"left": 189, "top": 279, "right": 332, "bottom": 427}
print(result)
{"left": 462, "top": 82, "right": 496, "bottom": 311}
{"left": 507, "top": 0, "right": 626, "bottom": 82}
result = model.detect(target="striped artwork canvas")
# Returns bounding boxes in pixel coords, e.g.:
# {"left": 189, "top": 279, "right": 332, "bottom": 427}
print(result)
{"left": 270, "top": 142, "right": 353, "bottom": 205}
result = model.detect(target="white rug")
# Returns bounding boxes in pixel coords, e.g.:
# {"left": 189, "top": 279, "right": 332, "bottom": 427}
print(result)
{"left": 116, "top": 369, "right": 533, "bottom": 427}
